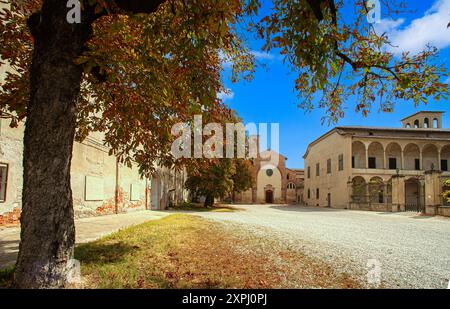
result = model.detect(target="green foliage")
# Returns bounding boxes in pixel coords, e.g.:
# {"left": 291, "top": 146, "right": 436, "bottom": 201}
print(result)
{"left": 185, "top": 159, "right": 236, "bottom": 201}
{"left": 185, "top": 158, "right": 253, "bottom": 205}
{"left": 231, "top": 159, "right": 253, "bottom": 194}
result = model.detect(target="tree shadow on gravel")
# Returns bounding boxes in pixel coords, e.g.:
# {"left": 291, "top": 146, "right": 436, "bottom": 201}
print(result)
{"left": 269, "top": 205, "right": 344, "bottom": 212}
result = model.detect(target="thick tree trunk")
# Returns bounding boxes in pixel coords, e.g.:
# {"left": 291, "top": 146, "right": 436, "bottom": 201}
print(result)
{"left": 14, "top": 1, "right": 93, "bottom": 288}
{"left": 204, "top": 194, "right": 214, "bottom": 208}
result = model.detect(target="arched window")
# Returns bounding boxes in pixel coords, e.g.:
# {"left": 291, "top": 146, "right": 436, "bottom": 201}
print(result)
{"left": 413, "top": 120, "right": 419, "bottom": 128}
{"left": 405, "top": 123, "right": 411, "bottom": 128}
{"left": 423, "top": 118, "right": 429, "bottom": 128}
{"left": 433, "top": 118, "right": 439, "bottom": 128}
{"left": 287, "top": 182, "right": 296, "bottom": 190}
{"left": 287, "top": 174, "right": 290, "bottom": 180}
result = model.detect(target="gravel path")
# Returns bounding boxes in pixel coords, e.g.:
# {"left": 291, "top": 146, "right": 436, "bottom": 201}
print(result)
{"left": 191, "top": 205, "right": 450, "bottom": 289}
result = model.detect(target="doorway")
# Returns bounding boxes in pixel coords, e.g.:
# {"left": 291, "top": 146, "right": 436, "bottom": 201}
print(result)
{"left": 265, "top": 190, "right": 274, "bottom": 203}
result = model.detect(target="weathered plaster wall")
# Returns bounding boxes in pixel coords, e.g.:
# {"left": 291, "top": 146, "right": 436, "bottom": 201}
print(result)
{"left": 0, "top": 120, "right": 151, "bottom": 226}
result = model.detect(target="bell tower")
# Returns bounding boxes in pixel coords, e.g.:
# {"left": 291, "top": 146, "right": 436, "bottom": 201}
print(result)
{"left": 401, "top": 111, "right": 444, "bottom": 129}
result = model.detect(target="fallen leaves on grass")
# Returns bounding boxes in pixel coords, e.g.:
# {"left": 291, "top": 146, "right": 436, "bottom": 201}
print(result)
{"left": 76, "top": 214, "right": 361, "bottom": 288}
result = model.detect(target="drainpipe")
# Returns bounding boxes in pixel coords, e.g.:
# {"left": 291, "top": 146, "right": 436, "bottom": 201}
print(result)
{"left": 114, "top": 157, "right": 119, "bottom": 214}
{"left": 145, "top": 177, "right": 149, "bottom": 210}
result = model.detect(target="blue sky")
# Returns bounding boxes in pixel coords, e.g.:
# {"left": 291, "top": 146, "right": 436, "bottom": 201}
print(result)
{"left": 220, "top": 0, "right": 450, "bottom": 168}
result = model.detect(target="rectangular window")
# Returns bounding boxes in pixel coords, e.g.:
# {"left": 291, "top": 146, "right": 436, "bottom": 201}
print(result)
{"left": 389, "top": 158, "right": 397, "bottom": 170}
{"left": 338, "top": 154, "right": 344, "bottom": 171}
{"left": 307, "top": 166, "right": 310, "bottom": 179}
{"left": 415, "top": 159, "right": 420, "bottom": 171}
{"left": 307, "top": 189, "right": 310, "bottom": 199}
{"left": 0, "top": 163, "right": 8, "bottom": 202}
{"left": 352, "top": 156, "right": 355, "bottom": 168}
{"left": 327, "top": 159, "right": 331, "bottom": 174}
{"left": 368, "top": 157, "right": 376, "bottom": 169}
{"left": 316, "top": 188, "right": 319, "bottom": 199}
{"left": 316, "top": 163, "right": 320, "bottom": 176}
{"left": 441, "top": 160, "right": 448, "bottom": 171}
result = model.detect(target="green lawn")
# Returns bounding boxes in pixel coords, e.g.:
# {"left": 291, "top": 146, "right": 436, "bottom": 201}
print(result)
{"left": 0, "top": 265, "right": 14, "bottom": 288}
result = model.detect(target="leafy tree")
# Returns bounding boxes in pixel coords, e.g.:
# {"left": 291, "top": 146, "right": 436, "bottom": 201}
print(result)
{"left": 185, "top": 157, "right": 253, "bottom": 207}
{"left": 0, "top": 0, "right": 255, "bottom": 288}
{"left": 0, "top": 0, "right": 448, "bottom": 288}
{"left": 231, "top": 159, "right": 253, "bottom": 202}
{"left": 256, "top": 0, "right": 448, "bottom": 122}
{"left": 185, "top": 159, "right": 236, "bottom": 207}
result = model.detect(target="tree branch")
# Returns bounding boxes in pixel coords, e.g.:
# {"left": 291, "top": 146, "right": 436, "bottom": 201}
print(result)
{"left": 112, "top": 0, "right": 168, "bottom": 14}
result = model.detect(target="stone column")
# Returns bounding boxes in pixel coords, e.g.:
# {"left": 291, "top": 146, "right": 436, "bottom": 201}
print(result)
{"left": 419, "top": 151, "right": 423, "bottom": 170}
{"left": 424, "top": 170, "right": 442, "bottom": 215}
{"left": 365, "top": 148, "right": 369, "bottom": 169}
{"left": 438, "top": 150, "right": 442, "bottom": 171}
{"left": 391, "top": 175, "right": 405, "bottom": 212}
{"left": 401, "top": 151, "right": 404, "bottom": 170}
{"left": 347, "top": 180, "right": 353, "bottom": 210}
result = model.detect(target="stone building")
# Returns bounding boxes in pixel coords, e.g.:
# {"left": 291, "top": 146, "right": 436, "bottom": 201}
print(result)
{"left": 0, "top": 118, "right": 187, "bottom": 227}
{"left": 234, "top": 139, "right": 304, "bottom": 204}
{"left": 0, "top": 24, "right": 186, "bottom": 226}
{"left": 303, "top": 111, "right": 450, "bottom": 217}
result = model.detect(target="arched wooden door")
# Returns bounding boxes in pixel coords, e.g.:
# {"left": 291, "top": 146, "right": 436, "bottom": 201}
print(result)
{"left": 265, "top": 190, "right": 274, "bottom": 203}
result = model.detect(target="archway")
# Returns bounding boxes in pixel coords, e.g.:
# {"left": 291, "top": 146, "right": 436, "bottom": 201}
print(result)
{"left": 367, "top": 142, "right": 384, "bottom": 169}
{"left": 433, "top": 118, "right": 439, "bottom": 128}
{"left": 385, "top": 142, "right": 402, "bottom": 170}
{"left": 352, "top": 141, "right": 366, "bottom": 168}
{"left": 369, "top": 177, "right": 384, "bottom": 203}
{"left": 351, "top": 176, "right": 367, "bottom": 203}
{"left": 440, "top": 145, "right": 450, "bottom": 172}
{"left": 422, "top": 144, "right": 439, "bottom": 171}
{"left": 403, "top": 143, "right": 420, "bottom": 170}
{"left": 404, "top": 178, "right": 424, "bottom": 212}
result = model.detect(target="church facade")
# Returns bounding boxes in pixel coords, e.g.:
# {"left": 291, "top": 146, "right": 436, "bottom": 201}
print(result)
{"left": 234, "top": 149, "right": 304, "bottom": 204}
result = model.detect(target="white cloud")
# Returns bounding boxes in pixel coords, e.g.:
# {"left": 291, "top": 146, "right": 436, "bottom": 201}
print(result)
{"left": 217, "top": 89, "right": 235, "bottom": 101}
{"left": 251, "top": 50, "right": 275, "bottom": 60}
{"left": 219, "top": 50, "right": 233, "bottom": 68}
{"left": 375, "top": 0, "right": 450, "bottom": 55}
{"left": 219, "top": 50, "right": 276, "bottom": 68}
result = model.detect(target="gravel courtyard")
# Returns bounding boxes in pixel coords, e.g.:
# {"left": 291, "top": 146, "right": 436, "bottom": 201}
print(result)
{"left": 192, "top": 205, "right": 450, "bottom": 289}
